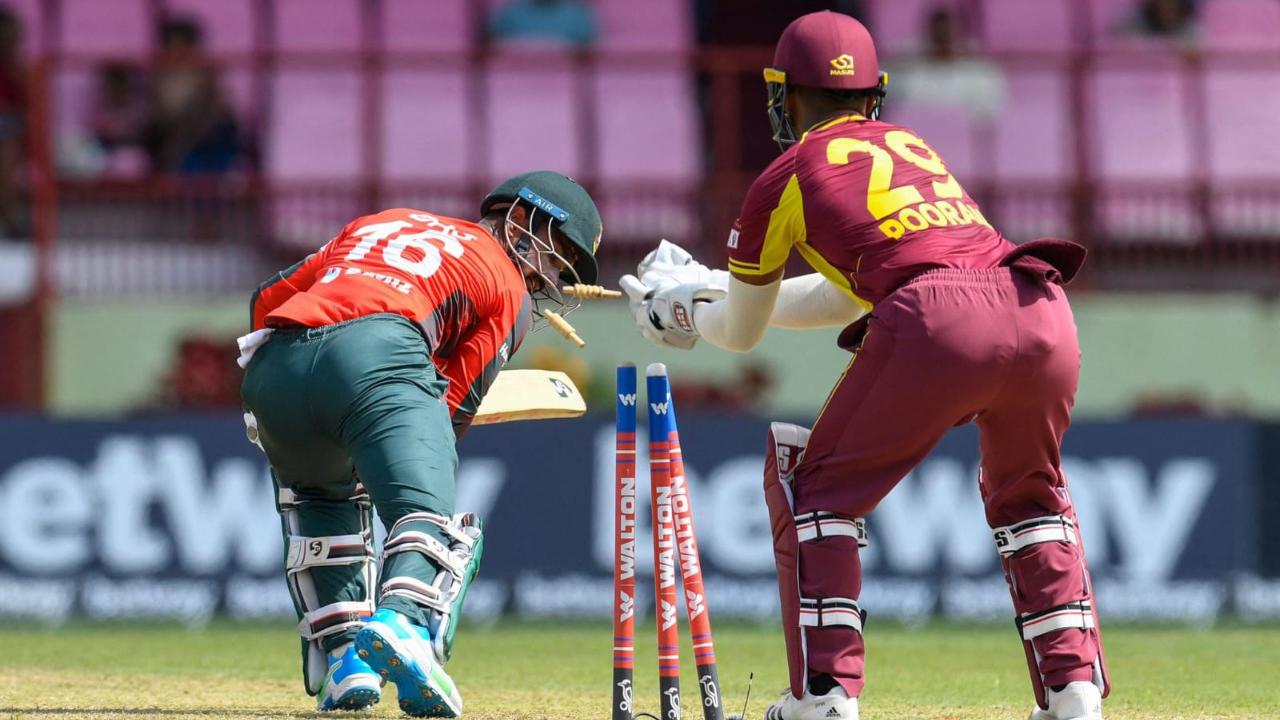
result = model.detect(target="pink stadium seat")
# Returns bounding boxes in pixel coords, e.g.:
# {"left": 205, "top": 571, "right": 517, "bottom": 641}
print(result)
{"left": 592, "top": 68, "right": 699, "bottom": 184}
{"left": 482, "top": 51, "right": 581, "bottom": 181}
{"left": 266, "top": 70, "right": 363, "bottom": 179}
{"left": 1089, "top": 56, "right": 1200, "bottom": 242}
{"left": 592, "top": 64, "right": 700, "bottom": 243}
{"left": 1203, "top": 65, "right": 1280, "bottom": 237}
{"left": 993, "top": 70, "right": 1069, "bottom": 182}
{"left": 272, "top": 0, "right": 361, "bottom": 53}
{"left": 1203, "top": 67, "right": 1280, "bottom": 182}
{"left": 5, "top": 0, "right": 47, "bottom": 58}
{"left": 162, "top": 0, "right": 257, "bottom": 55}
{"left": 381, "top": 69, "right": 471, "bottom": 181}
{"left": 383, "top": 0, "right": 474, "bottom": 53}
{"left": 888, "top": 104, "right": 979, "bottom": 182}
{"left": 1085, "top": 0, "right": 1142, "bottom": 45}
{"left": 60, "top": 0, "right": 151, "bottom": 57}
{"left": 990, "top": 70, "right": 1072, "bottom": 240}
{"left": 220, "top": 68, "right": 256, "bottom": 123}
{"left": 979, "top": 0, "right": 1076, "bottom": 53}
{"left": 869, "top": 0, "right": 963, "bottom": 56}
{"left": 266, "top": 70, "right": 364, "bottom": 249}
{"left": 1201, "top": 0, "right": 1280, "bottom": 51}
{"left": 53, "top": 69, "right": 95, "bottom": 132}
{"left": 597, "top": 0, "right": 691, "bottom": 52}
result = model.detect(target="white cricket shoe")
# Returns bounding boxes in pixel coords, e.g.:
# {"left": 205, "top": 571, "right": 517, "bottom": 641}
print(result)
{"left": 1029, "top": 681, "right": 1103, "bottom": 720}
{"left": 764, "top": 686, "right": 858, "bottom": 720}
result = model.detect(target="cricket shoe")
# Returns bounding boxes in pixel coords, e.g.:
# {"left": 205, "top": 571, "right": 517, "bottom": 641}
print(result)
{"left": 1029, "top": 682, "right": 1103, "bottom": 720}
{"left": 763, "top": 686, "right": 858, "bottom": 720}
{"left": 355, "top": 608, "right": 463, "bottom": 718}
{"left": 316, "top": 642, "right": 381, "bottom": 712}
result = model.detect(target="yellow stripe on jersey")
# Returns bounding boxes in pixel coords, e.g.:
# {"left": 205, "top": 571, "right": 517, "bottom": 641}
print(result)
{"left": 794, "top": 241, "right": 874, "bottom": 314}
{"left": 800, "top": 113, "right": 867, "bottom": 143}
{"left": 734, "top": 172, "right": 807, "bottom": 277}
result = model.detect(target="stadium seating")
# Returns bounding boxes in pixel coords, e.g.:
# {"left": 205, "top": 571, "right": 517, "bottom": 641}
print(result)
{"left": 5, "top": 0, "right": 46, "bottom": 58}
{"left": 483, "top": 50, "right": 583, "bottom": 182}
{"left": 272, "top": 0, "right": 362, "bottom": 53}
{"left": 162, "top": 0, "right": 257, "bottom": 55}
{"left": 59, "top": 0, "right": 151, "bottom": 57}
{"left": 592, "top": 62, "right": 700, "bottom": 240}
{"left": 1203, "top": 65, "right": 1280, "bottom": 238}
{"left": 1202, "top": 0, "right": 1280, "bottom": 51}
{"left": 382, "top": 0, "right": 474, "bottom": 54}
{"left": 990, "top": 69, "right": 1073, "bottom": 240}
{"left": 979, "top": 0, "right": 1075, "bottom": 53}
{"left": 380, "top": 68, "right": 472, "bottom": 182}
{"left": 869, "top": 0, "right": 964, "bottom": 56}
{"left": 1089, "top": 53, "right": 1201, "bottom": 243}
{"left": 597, "top": 0, "right": 692, "bottom": 53}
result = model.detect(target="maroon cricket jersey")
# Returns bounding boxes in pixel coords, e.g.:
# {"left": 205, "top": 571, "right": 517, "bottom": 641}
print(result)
{"left": 727, "top": 114, "right": 1016, "bottom": 310}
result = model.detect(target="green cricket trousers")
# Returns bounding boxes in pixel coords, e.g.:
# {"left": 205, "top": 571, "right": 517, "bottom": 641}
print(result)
{"left": 241, "top": 313, "right": 457, "bottom": 649}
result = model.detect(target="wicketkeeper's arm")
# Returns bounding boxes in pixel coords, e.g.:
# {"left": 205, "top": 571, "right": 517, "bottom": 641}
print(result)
{"left": 694, "top": 273, "right": 865, "bottom": 352}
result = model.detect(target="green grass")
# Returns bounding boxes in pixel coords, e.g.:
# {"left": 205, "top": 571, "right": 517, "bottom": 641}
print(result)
{"left": 1, "top": 621, "right": 1277, "bottom": 719}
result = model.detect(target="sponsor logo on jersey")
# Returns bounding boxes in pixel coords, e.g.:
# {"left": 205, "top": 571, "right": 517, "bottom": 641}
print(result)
{"left": 830, "top": 54, "right": 855, "bottom": 76}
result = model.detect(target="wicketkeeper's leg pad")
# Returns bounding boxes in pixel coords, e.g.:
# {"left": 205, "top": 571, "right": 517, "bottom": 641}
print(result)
{"left": 377, "top": 510, "right": 484, "bottom": 664}
{"left": 277, "top": 484, "right": 378, "bottom": 696}
{"left": 764, "top": 422, "right": 869, "bottom": 700}
{"left": 993, "top": 513, "right": 1110, "bottom": 709}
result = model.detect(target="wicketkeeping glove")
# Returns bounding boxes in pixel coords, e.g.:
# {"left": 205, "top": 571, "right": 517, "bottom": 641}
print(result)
{"left": 619, "top": 273, "right": 727, "bottom": 350}
{"left": 638, "top": 239, "right": 730, "bottom": 291}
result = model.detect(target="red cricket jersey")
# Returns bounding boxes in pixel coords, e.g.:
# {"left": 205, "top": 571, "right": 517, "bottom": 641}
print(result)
{"left": 727, "top": 114, "right": 1016, "bottom": 311}
{"left": 249, "top": 208, "right": 532, "bottom": 427}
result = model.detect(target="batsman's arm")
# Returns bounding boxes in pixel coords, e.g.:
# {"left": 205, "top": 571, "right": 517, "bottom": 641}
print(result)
{"left": 248, "top": 234, "right": 340, "bottom": 330}
{"left": 438, "top": 293, "right": 533, "bottom": 440}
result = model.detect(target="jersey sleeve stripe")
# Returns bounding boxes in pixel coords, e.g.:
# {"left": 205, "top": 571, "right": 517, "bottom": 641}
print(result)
{"left": 754, "top": 173, "right": 807, "bottom": 276}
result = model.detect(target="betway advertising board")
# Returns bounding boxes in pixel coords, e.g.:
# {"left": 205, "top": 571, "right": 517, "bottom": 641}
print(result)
{"left": 0, "top": 415, "right": 1275, "bottom": 625}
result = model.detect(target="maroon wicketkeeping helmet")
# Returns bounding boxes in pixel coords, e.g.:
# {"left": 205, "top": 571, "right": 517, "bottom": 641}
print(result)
{"left": 764, "top": 11, "right": 889, "bottom": 148}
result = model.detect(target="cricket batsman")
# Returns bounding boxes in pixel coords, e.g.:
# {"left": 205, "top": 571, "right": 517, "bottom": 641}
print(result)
{"left": 238, "top": 171, "right": 602, "bottom": 717}
{"left": 621, "top": 12, "right": 1108, "bottom": 720}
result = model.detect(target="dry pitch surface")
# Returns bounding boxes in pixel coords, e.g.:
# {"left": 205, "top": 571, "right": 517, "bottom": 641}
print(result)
{"left": 1, "top": 621, "right": 1277, "bottom": 719}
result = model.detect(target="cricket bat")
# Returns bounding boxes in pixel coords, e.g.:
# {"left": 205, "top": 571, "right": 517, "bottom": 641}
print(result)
{"left": 472, "top": 369, "right": 587, "bottom": 425}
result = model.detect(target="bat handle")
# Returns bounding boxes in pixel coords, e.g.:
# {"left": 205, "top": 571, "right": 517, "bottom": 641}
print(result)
{"left": 545, "top": 309, "right": 586, "bottom": 348}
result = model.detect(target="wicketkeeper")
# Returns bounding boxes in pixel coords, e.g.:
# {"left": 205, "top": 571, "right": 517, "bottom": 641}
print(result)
{"left": 621, "top": 12, "right": 1108, "bottom": 720}
{"left": 239, "top": 172, "right": 602, "bottom": 717}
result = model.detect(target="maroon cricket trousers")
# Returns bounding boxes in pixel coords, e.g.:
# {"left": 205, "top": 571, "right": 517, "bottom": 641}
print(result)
{"left": 790, "top": 264, "right": 1102, "bottom": 697}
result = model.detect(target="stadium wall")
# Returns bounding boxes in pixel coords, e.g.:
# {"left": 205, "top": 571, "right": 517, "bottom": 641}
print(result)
{"left": 0, "top": 415, "right": 1276, "bottom": 626}
{"left": 49, "top": 294, "right": 1280, "bottom": 418}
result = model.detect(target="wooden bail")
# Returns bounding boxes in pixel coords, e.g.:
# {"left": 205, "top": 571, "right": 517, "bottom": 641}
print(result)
{"left": 544, "top": 309, "right": 586, "bottom": 348}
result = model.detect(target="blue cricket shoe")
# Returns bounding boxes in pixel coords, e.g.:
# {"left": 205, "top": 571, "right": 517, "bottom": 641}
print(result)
{"left": 355, "top": 608, "right": 463, "bottom": 717}
{"left": 317, "top": 642, "right": 382, "bottom": 712}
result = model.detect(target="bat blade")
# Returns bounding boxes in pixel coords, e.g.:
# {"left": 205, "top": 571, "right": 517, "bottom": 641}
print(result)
{"left": 472, "top": 370, "right": 587, "bottom": 425}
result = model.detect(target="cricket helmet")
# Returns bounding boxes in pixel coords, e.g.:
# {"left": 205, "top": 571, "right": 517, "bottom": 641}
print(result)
{"left": 481, "top": 170, "right": 602, "bottom": 285}
{"left": 765, "top": 11, "right": 889, "bottom": 148}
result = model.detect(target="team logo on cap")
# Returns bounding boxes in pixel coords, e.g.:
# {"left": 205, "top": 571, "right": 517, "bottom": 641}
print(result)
{"left": 830, "top": 53, "right": 855, "bottom": 76}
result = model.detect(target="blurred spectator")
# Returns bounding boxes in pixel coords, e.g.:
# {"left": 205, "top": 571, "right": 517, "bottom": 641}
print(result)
{"left": 489, "top": 0, "right": 598, "bottom": 50}
{"left": 1129, "top": 0, "right": 1199, "bottom": 43}
{"left": 156, "top": 334, "right": 243, "bottom": 409}
{"left": 143, "top": 17, "right": 242, "bottom": 174}
{"left": 0, "top": 3, "right": 25, "bottom": 239}
{"left": 892, "top": 7, "right": 1007, "bottom": 121}
{"left": 91, "top": 63, "right": 150, "bottom": 177}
